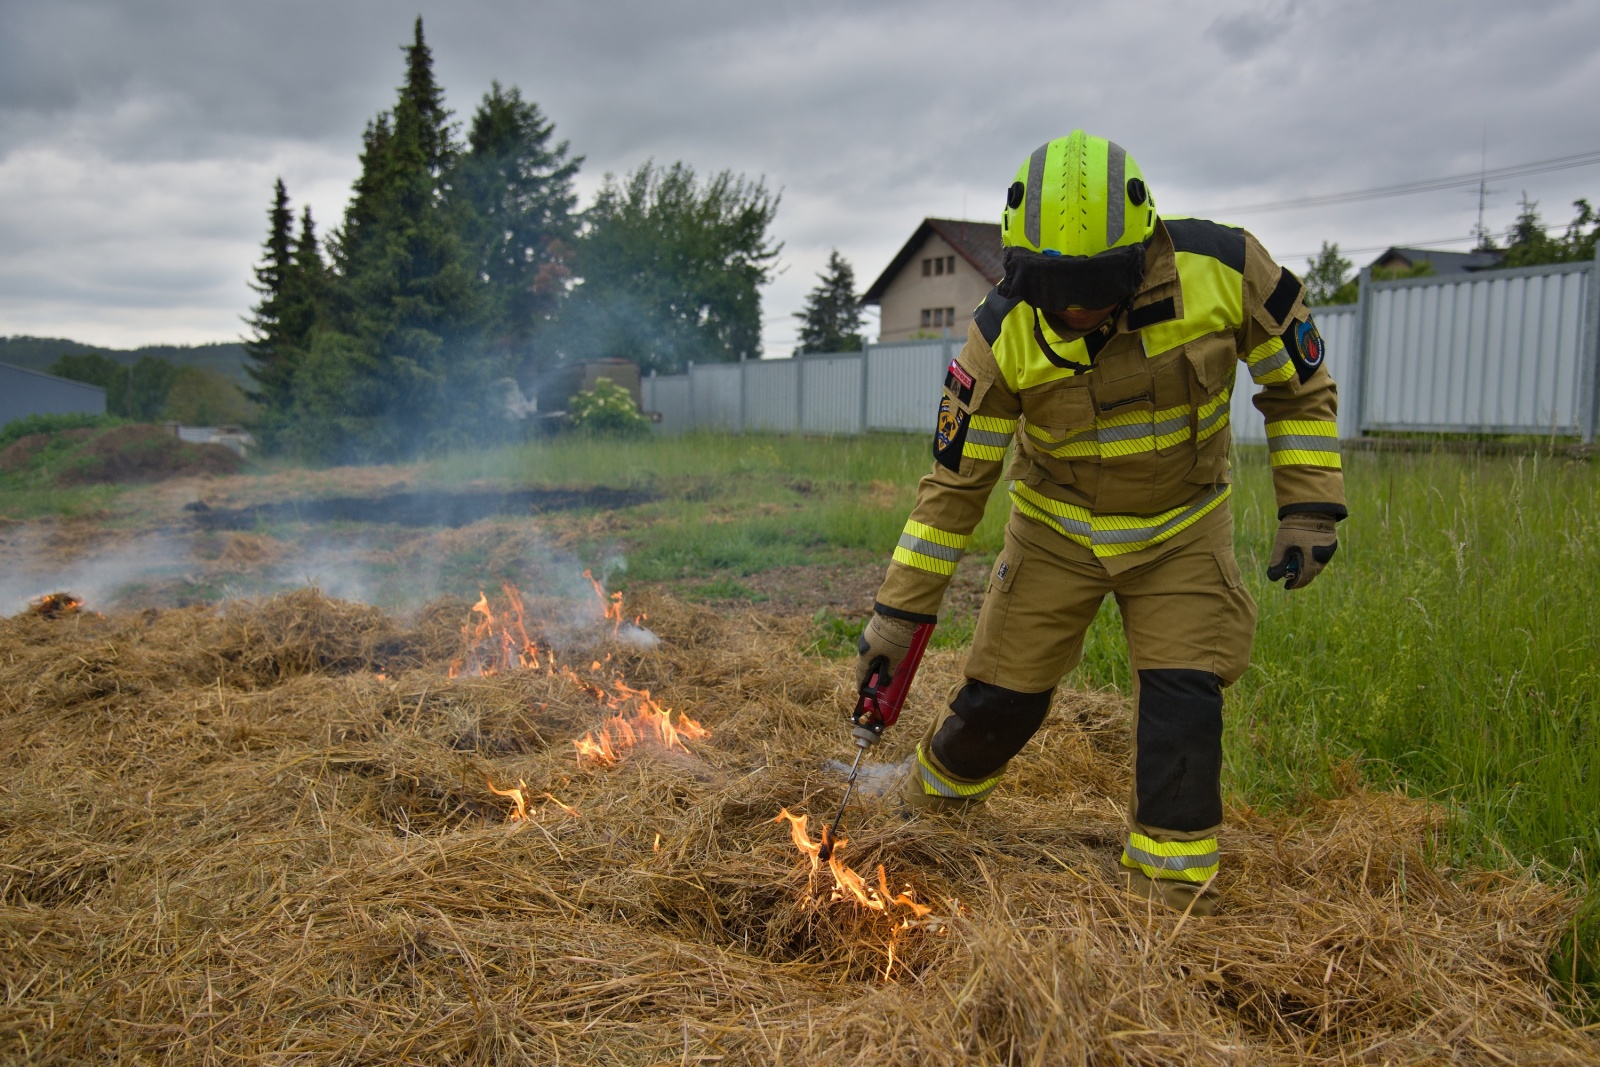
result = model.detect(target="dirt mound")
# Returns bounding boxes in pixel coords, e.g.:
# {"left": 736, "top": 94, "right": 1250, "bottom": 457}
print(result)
{"left": 0, "top": 427, "right": 95, "bottom": 473}
{"left": 0, "top": 590, "right": 1594, "bottom": 1064}
{"left": 58, "top": 424, "right": 242, "bottom": 484}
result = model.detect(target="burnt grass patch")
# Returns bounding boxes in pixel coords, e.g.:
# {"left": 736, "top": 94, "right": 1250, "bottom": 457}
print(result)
{"left": 186, "top": 485, "right": 655, "bottom": 530}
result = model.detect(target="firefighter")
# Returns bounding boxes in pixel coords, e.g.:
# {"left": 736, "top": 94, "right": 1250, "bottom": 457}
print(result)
{"left": 857, "top": 131, "right": 1345, "bottom": 915}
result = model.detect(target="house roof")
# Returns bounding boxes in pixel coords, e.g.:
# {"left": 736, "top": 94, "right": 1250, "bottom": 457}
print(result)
{"left": 861, "top": 218, "right": 1004, "bottom": 303}
{"left": 1368, "top": 247, "right": 1505, "bottom": 275}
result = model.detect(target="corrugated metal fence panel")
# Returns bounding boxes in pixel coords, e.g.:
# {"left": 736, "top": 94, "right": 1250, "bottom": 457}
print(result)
{"left": 642, "top": 374, "right": 691, "bottom": 434}
{"left": 743, "top": 360, "right": 799, "bottom": 432}
{"left": 799, "top": 355, "right": 863, "bottom": 434}
{"left": 866, "top": 339, "right": 950, "bottom": 431}
{"left": 1364, "top": 262, "right": 1591, "bottom": 434}
{"left": 690, "top": 363, "right": 743, "bottom": 430}
{"left": 1229, "top": 304, "right": 1359, "bottom": 445}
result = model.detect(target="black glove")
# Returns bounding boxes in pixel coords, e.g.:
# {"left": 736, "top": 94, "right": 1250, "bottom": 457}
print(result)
{"left": 1266, "top": 514, "right": 1340, "bottom": 590}
{"left": 855, "top": 613, "right": 918, "bottom": 690}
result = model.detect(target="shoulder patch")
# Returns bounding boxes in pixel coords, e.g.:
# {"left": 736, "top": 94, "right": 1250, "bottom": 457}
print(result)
{"left": 933, "top": 394, "right": 969, "bottom": 471}
{"left": 1165, "top": 218, "right": 1246, "bottom": 273}
{"left": 1264, "top": 267, "right": 1303, "bottom": 325}
{"left": 974, "top": 286, "right": 1018, "bottom": 346}
{"left": 944, "top": 358, "right": 974, "bottom": 404}
{"left": 1281, "top": 317, "right": 1326, "bottom": 383}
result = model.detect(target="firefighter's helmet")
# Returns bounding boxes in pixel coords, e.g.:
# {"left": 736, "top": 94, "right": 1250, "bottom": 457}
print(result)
{"left": 998, "top": 131, "right": 1157, "bottom": 311}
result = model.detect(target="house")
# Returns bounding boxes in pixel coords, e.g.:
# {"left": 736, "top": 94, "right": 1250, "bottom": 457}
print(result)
{"left": 861, "top": 218, "right": 1003, "bottom": 343}
{"left": 0, "top": 361, "right": 106, "bottom": 429}
{"left": 1368, "top": 247, "right": 1504, "bottom": 275}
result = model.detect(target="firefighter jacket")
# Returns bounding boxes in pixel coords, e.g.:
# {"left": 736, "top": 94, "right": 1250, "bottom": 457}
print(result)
{"left": 874, "top": 217, "right": 1346, "bottom": 623}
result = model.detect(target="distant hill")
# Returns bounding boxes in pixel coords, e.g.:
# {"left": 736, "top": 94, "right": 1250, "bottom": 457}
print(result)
{"left": 0, "top": 336, "right": 252, "bottom": 386}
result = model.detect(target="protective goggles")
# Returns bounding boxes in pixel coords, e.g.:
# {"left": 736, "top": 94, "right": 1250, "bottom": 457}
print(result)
{"left": 997, "top": 243, "right": 1147, "bottom": 312}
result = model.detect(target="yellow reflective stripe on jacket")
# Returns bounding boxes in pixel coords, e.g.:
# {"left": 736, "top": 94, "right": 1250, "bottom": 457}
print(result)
{"left": 1196, "top": 384, "right": 1232, "bottom": 443}
{"left": 915, "top": 743, "right": 1002, "bottom": 800}
{"left": 1119, "top": 833, "right": 1219, "bottom": 884}
{"left": 963, "top": 415, "right": 1017, "bottom": 461}
{"left": 1247, "top": 336, "right": 1295, "bottom": 385}
{"left": 1266, "top": 419, "right": 1341, "bottom": 469}
{"left": 1024, "top": 402, "right": 1194, "bottom": 460}
{"left": 1009, "top": 481, "right": 1231, "bottom": 557}
{"left": 892, "top": 519, "right": 970, "bottom": 576}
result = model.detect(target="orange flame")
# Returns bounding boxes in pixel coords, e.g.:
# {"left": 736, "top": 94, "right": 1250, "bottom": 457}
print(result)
{"left": 572, "top": 679, "right": 707, "bottom": 765}
{"left": 484, "top": 776, "right": 529, "bottom": 821}
{"left": 584, "top": 568, "right": 625, "bottom": 637}
{"left": 771, "top": 808, "right": 932, "bottom": 920}
{"left": 30, "top": 592, "right": 83, "bottom": 619}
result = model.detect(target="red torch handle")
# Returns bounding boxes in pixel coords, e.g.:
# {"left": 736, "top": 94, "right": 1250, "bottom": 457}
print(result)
{"left": 852, "top": 622, "right": 934, "bottom": 735}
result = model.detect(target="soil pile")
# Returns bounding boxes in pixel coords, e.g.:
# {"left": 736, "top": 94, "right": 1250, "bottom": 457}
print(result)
{"left": 0, "top": 424, "right": 240, "bottom": 485}
{"left": 0, "top": 590, "right": 1594, "bottom": 1064}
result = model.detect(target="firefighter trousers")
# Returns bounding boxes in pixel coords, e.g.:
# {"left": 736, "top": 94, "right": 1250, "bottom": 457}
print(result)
{"left": 907, "top": 504, "right": 1257, "bottom": 906}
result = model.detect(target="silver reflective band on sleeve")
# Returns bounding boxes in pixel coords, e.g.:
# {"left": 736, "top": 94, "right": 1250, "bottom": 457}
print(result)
{"left": 965, "top": 427, "right": 1013, "bottom": 448}
{"left": 1249, "top": 347, "right": 1291, "bottom": 383}
{"left": 1025, "top": 142, "right": 1049, "bottom": 249}
{"left": 1269, "top": 433, "right": 1339, "bottom": 452}
{"left": 896, "top": 533, "right": 962, "bottom": 564}
{"left": 1105, "top": 140, "right": 1126, "bottom": 246}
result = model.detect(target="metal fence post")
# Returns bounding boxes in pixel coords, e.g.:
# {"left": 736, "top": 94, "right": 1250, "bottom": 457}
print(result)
{"left": 1349, "top": 267, "right": 1373, "bottom": 439}
{"left": 858, "top": 345, "right": 870, "bottom": 435}
{"left": 795, "top": 355, "right": 806, "bottom": 435}
{"left": 738, "top": 356, "right": 747, "bottom": 435}
{"left": 1583, "top": 246, "right": 1600, "bottom": 443}
{"left": 686, "top": 361, "right": 696, "bottom": 432}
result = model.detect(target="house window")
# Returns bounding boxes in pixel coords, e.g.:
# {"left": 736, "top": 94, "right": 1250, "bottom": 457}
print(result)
{"left": 921, "top": 308, "right": 932, "bottom": 327}
{"left": 921, "top": 258, "right": 931, "bottom": 276}
{"left": 935, "top": 257, "right": 945, "bottom": 276}
{"left": 946, "top": 256, "right": 956, "bottom": 273}
{"left": 946, "top": 306, "right": 956, "bottom": 326}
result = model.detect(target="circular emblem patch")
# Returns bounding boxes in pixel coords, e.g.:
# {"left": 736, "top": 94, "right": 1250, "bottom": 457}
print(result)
{"left": 1296, "top": 320, "right": 1325, "bottom": 368}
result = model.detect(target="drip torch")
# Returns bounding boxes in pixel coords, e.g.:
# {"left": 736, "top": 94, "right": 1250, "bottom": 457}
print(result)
{"left": 818, "top": 622, "right": 934, "bottom": 861}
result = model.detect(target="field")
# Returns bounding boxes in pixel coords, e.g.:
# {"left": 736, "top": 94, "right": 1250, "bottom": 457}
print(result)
{"left": 1, "top": 429, "right": 1598, "bottom": 1062}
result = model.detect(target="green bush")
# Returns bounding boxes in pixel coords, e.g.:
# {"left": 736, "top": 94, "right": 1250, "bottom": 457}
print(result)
{"left": 0, "top": 412, "right": 123, "bottom": 450}
{"left": 565, "top": 377, "right": 650, "bottom": 437}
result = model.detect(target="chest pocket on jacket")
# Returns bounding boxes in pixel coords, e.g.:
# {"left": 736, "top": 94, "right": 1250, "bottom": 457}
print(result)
{"left": 1183, "top": 336, "right": 1237, "bottom": 485}
{"left": 1019, "top": 376, "right": 1094, "bottom": 484}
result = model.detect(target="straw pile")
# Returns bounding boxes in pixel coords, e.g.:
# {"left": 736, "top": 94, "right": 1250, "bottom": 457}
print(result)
{"left": 1, "top": 588, "right": 1594, "bottom": 1064}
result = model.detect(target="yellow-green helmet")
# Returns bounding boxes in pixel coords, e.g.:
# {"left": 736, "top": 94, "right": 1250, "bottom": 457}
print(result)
{"left": 1001, "top": 131, "right": 1156, "bottom": 254}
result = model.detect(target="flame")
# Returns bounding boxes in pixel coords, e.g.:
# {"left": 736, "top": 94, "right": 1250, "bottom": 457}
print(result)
{"left": 30, "top": 592, "right": 83, "bottom": 619}
{"left": 572, "top": 680, "right": 707, "bottom": 765}
{"left": 773, "top": 808, "right": 935, "bottom": 983}
{"left": 771, "top": 809, "right": 931, "bottom": 918}
{"left": 584, "top": 568, "right": 625, "bottom": 637}
{"left": 448, "top": 580, "right": 708, "bottom": 774}
{"left": 484, "top": 776, "right": 529, "bottom": 821}
{"left": 544, "top": 793, "right": 581, "bottom": 818}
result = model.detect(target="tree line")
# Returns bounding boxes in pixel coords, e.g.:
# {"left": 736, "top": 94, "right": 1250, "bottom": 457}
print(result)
{"left": 1302, "top": 194, "right": 1600, "bottom": 306}
{"left": 247, "top": 18, "right": 787, "bottom": 461}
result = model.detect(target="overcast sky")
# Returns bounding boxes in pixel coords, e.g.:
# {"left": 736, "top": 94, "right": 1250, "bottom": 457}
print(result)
{"left": 3, "top": 0, "right": 1599, "bottom": 353}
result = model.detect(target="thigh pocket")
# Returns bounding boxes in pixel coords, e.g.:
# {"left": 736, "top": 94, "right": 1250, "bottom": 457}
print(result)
{"left": 990, "top": 548, "right": 1022, "bottom": 593}
{"left": 1212, "top": 548, "right": 1243, "bottom": 589}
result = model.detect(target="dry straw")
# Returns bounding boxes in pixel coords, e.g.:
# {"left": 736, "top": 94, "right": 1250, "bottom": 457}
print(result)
{"left": 0, "top": 588, "right": 1594, "bottom": 1064}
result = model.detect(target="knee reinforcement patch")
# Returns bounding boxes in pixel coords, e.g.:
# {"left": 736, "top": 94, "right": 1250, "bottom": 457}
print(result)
{"left": 932, "top": 680, "right": 1053, "bottom": 781}
{"left": 1135, "top": 669, "right": 1223, "bottom": 832}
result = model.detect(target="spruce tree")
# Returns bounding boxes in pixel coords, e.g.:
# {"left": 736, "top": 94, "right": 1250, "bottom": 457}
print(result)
{"left": 298, "top": 16, "right": 482, "bottom": 461}
{"left": 243, "top": 178, "right": 296, "bottom": 406}
{"left": 459, "top": 81, "right": 580, "bottom": 352}
{"left": 793, "top": 249, "right": 863, "bottom": 354}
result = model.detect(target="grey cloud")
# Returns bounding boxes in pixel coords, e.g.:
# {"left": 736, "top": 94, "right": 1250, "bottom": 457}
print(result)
{"left": 1, "top": 0, "right": 1598, "bottom": 350}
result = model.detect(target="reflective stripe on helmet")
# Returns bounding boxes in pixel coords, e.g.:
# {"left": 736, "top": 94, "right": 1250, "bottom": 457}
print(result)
{"left": 1024, "top": 142, "right": 1049, "bottom": 249}
{"left": 1105, "top": 140, "right": 1127, "bottom": 246}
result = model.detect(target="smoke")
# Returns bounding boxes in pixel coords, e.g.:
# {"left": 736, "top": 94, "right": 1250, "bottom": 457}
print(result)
{"left": 0, "top": 510, "right": 651, "bottom": 651}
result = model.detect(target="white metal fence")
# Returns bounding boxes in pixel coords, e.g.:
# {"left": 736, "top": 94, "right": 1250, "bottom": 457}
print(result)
{"left": 643, "top": 248, "right": 1600, "bottom": 444}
